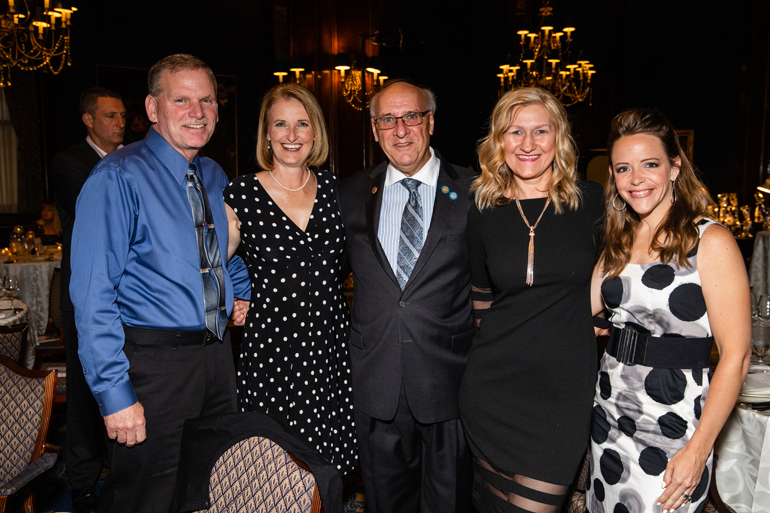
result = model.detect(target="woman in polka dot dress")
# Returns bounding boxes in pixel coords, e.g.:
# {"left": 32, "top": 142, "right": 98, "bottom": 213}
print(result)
{"left": 223, "top": 83, "right": 357, "bottom": 475}
{"left": 586, "top": 109, "right": 750, "bottom": 512}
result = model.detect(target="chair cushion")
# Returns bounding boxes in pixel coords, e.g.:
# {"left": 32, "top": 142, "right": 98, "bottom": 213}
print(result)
{"left": 197, "top": 436, "right": 316, "bottom": 513}
{"left": 0, "top": 451, "right": 57, "bottom": 495}
{"left": 0, "top": 364, "right": 45, "bottom": 482}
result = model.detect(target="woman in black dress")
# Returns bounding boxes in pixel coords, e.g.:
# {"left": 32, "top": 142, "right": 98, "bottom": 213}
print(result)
{"left": 224, "top": 83, "right": 357, "bottom": 475}
{"left": 459, "top": 87, "right": 604, "bottom": 512}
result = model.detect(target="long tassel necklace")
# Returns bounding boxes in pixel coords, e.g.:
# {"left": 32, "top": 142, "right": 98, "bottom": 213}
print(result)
{"left": 514, "top": 195, "right": 550, "bottom": 286}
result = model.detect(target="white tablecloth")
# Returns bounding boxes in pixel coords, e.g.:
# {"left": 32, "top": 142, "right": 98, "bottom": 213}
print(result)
{"left": 715, "top": 405, "right": 770, "bottom": 512}
{"left": 0, "top": 256, "right": 61, "bottom": 351}
{"left": 750, "top": 232, "right": 770, "bottom": 298}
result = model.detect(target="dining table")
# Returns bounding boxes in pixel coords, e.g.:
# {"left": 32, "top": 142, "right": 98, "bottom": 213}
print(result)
{"left": 0, "top": 250, "right": 62, "bottom": 367}
{"left": 715, "top": 368, "right": 770, "bottom": 513}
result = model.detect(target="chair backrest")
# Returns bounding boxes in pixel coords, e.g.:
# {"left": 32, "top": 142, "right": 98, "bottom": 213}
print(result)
{"left": 49, "top": 268, "right": 62, "bottom": 331}
{"left": 0, "top": 323, "right": 29, "bottom": 365}
{"left": 195, "top": 436, "right": 320, "bottom": 513}
{"left": 0, "top": 355, "right": 56, "bottom": 484}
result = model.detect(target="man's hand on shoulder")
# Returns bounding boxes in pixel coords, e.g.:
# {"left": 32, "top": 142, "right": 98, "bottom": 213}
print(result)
{"left": 104, "top": 402, "right": 146, "bottom": 447}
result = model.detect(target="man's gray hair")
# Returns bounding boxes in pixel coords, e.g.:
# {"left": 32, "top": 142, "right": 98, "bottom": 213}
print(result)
{"left": 369, "top": 79, "right": 437, "bottom": 118}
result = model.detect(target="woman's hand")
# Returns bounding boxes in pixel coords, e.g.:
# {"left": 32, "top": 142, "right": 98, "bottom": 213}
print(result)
{"left": 656, "top": 442, "right": 709, "bottom": 511}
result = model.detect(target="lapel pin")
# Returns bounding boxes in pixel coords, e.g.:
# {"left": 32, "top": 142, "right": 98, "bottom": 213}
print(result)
{"left": 449, "top": 191, "right": 458, "bottom": 200}
{"left": 441, "top": 185, "right": 449, "bottom": 194}
{"left": 372, "top": 187, "right": 378, "bottom": 194}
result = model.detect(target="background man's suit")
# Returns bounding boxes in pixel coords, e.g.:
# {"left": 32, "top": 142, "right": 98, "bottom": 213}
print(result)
{"left": 52, "top": 139, "right": 105, "bottom": 493}
{"left": 338, "top": 150, "right": 476, "bottom": 512}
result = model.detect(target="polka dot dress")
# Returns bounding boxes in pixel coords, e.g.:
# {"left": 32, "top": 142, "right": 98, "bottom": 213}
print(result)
{"left": 224, "top": 169, "right": 357, "bottom": 475}
{"left": 587, "top": 219, "right": 717, "bottom": 512}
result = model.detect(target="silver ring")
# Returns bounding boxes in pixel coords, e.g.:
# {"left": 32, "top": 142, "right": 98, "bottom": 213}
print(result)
{"left": 682, "top": 493, "right": 692, "bottom": 502}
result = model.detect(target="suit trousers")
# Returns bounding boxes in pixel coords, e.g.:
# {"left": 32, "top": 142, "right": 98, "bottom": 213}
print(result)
{"left": 355, "top": 383, "right": 473, "bottom": 513}
{"left": 97, "top": 329, "right": 237, "bottom": 513}
{"left": 64, "top": 310, "right": 107, "bottom": 491}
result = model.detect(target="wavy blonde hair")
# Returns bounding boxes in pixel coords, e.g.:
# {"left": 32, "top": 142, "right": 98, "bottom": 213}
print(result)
{"left": 473, "top": 87, "right": 581, "bottom": 213}
{"left": 602, "top": 108, "right": 711, "bottom": 278}
{"left": 256, "top": 83, "right": 329, "bottom": 171}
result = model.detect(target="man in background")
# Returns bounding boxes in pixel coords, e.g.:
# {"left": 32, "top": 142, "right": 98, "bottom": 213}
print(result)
{"left": 52, "top": 86, "right": 125, "bottom": 513}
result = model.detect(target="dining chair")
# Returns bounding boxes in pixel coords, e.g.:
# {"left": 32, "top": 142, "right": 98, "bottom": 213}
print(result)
{"left": 0, "top": 355, "right": 59, "bottom": 513}
{"left": 191, "top": 436, "right": 323, "bottom": 513}
{"left": 173, "top": 412, "right": 342, "bottom": 513}
{"left": 0, "top": 323, "right": 29, "bottom": 366}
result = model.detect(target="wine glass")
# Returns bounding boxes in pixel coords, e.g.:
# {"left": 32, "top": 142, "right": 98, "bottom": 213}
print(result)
{"left": 4, "top": 277, "right": 19, "bottom": 310}
{"left": 8, "top": 239, "right": 18, "bottom": 262}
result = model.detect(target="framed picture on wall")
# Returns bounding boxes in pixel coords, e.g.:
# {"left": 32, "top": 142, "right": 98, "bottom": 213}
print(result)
{"left": 676, "top": 129, "right": 694, "bottom": 164}
{"left": 96, "top": 65, "right": 239, "bottom": 179}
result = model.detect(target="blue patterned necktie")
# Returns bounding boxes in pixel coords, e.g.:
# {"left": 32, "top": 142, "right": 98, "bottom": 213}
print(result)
{"left": 397, "top": 178, "right": 424, "bottom": 290}
{"left": 186, "top": 164, "right": 227, "bottom": 339}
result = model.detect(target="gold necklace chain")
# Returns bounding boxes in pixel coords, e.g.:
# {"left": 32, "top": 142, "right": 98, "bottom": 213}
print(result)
{"left": 514, "top": 195, "right": 550, "bottom": 286}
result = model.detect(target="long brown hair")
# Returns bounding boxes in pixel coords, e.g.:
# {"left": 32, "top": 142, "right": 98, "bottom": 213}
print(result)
{"left": 472, "top": 87, "right": 581, "bottom": 213}
{"left": 602, "top": 108, "right": 711, "bottom": 277}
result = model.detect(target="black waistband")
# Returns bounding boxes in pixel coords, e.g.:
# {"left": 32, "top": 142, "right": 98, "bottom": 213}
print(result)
{"left": 606, "top": 326, "right": 713, "bottom": 369}
{"left": 123, "top": 326, "right": 218, "bottom": 346}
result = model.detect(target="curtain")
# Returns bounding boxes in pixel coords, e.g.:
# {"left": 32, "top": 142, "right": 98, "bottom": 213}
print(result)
{"left": 4, "top": 71, "right": 44, "bottom": 214}
{"left": 0, "top": 88, "right": 18, "bottom": 213}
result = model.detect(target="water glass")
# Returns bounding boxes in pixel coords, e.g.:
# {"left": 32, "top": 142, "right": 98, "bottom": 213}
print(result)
{"left": 4, "top": 277, "right": 19, "bottom": 310}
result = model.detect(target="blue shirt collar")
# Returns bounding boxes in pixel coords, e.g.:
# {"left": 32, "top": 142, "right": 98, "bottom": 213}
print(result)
{"left": 145, "top": 127, "right": 202, "bottom": 186}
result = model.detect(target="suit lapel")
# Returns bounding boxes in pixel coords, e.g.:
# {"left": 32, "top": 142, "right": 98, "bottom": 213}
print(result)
{"left": 365, "top": 163, "right": 399, "bottom": 286}
{"left": 403, "top": 154, "right": 459, "bottom": 292}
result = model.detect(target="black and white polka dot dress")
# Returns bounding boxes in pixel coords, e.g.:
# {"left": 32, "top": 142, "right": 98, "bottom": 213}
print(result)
{"left": 224, "top": 169, "right": 357, "bottom": 475}
{"left": 587, "top": 218, "right": 717, "bottom": 512}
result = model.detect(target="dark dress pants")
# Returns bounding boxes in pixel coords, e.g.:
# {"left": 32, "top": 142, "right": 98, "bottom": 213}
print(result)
{"left": 355, "top": 383, "right": 473, "bottom": 513}
{"left": 97, "top": 331, "right": 237, "bottom": 513}
{"left": 64, "top": 310, "right": 107, "bottom": 491}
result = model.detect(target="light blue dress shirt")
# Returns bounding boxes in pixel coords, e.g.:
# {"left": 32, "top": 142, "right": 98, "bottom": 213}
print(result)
{"left": 70, "top": 127, "right": 251, "bottom": 416}
{"left": 377, "top": 148, "right": 439, "bottom": 278}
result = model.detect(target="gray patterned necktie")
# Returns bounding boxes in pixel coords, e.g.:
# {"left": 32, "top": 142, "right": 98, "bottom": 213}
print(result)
{"left": 186, "top": 164, "right": 227, "bottom": 339}
{"left": 397, "top": 178, "right": 424, "bottom": 290}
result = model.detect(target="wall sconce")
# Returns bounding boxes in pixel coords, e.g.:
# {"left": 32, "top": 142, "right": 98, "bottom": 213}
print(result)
{"left": 273, "top": 59, "right": 288, "bottom": 83}
{"left": 334, "top": 53, "right": 350, "bottom": 80}
{"left": 289, "top": 55, "right": 305, "bottom": 82}
{"left": 336, "top": 52, "right": 387, "bottom": 111}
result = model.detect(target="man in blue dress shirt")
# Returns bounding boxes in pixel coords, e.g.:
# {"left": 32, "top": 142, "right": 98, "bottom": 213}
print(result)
{"left": 70, "top": 54, "right": 250, "bottom": 513}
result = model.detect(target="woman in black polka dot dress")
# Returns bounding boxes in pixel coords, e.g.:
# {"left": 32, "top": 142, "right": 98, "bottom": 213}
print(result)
{"left": 587, "top": 109, "right": 750, "bottom": 512}
{"left": 224, "top": 84, "right": 357, "bottom": 475}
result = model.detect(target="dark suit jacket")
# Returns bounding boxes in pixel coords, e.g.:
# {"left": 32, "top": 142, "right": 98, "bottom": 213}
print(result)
{"left": 337, "top": 151, "right": 476, "bottom": 424}
{"left": 52, "top": 140, "right": 101, "bottom": 312}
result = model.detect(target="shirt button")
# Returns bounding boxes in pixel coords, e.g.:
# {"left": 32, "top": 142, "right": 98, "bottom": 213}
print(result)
{"left": 399, "top": 301, "right": 406, "bottom": 307}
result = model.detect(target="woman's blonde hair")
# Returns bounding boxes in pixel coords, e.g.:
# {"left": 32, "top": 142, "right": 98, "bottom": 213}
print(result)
{"left": 602, "top": 108, "right": 712, "bottom": 277}
{"left": 255, "top": 83, "right": 329, "bottom": 170}
{"left": 40, "top": 202, "right": 62, "bottom": 235}
{"left": 472, "top": 87, "right": 581, "bottom": 213}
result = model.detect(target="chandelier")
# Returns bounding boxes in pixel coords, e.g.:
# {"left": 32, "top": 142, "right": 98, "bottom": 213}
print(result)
{"left": 498, "top": 0, "right": 595, "bottom": 106}
{"left": 0, "top": 0, "right": 78, "bottom": 87}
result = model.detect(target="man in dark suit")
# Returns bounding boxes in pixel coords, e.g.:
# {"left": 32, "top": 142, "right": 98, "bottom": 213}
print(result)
{"left": 52, "top": 87, "right": 125, "bottom": 513}
{"left": 337, "top": 80, "right": 476, "bottom": 513}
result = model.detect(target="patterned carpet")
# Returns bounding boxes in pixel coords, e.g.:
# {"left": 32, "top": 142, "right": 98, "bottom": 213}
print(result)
{"left": 25, "top": 406, "right": 366, "bottom": 513}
